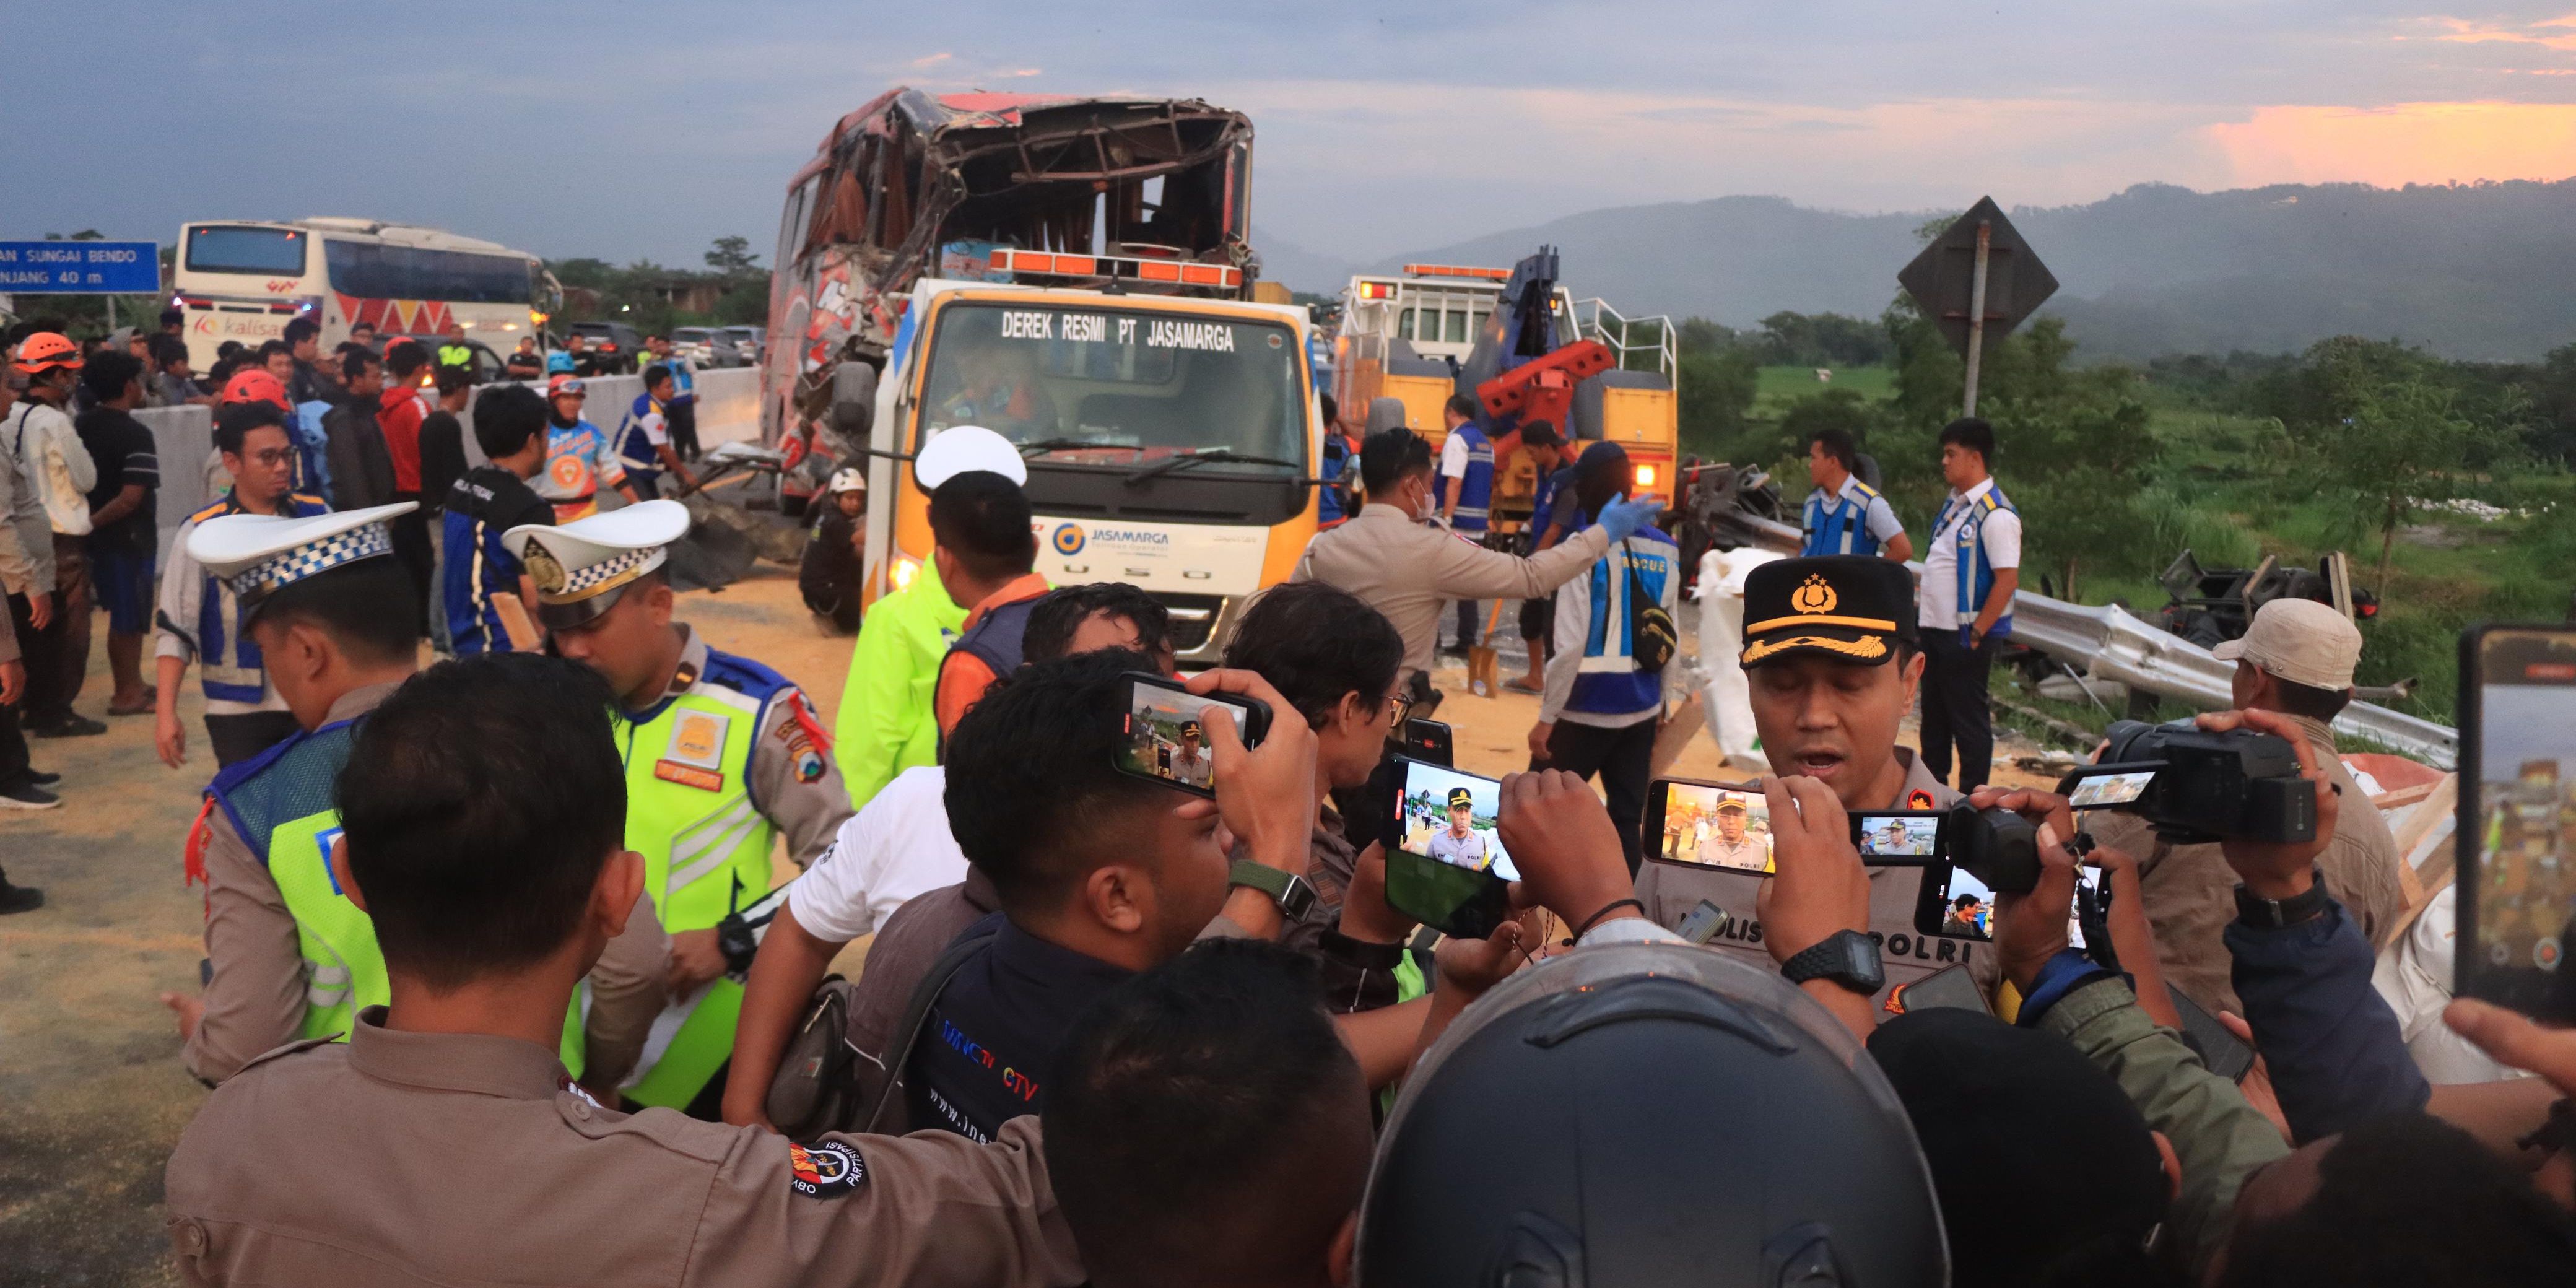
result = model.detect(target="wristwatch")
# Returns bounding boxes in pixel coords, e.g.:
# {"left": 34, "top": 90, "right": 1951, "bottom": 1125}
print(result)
{"left": 1780, "top": 929, "right": 1886, "bottom": 996}
{"left": 1229, "top": 859, "right": 1318, "bottom": 921}
{"left": 2234, "top": 868, "right": 2331, "bottom": 929}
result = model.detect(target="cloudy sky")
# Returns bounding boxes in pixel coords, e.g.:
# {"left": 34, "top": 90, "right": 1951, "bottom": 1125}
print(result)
{"left": 7, "top": 3, "right": 2576, "bottom": 268}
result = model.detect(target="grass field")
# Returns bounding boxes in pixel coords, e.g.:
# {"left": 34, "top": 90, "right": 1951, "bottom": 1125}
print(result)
{"left": 1752, "top": 363, "right": 1893, "bottom": 416}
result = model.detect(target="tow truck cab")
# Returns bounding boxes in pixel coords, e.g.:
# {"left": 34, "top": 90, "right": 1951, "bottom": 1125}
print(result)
{"left": 863, "top": 275, "right": 1321, "bottom": 666}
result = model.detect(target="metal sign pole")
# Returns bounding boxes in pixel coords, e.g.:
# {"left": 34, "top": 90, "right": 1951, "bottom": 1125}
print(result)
{"left": 1961, "top": 220, "right": 1991, "bottom": 417}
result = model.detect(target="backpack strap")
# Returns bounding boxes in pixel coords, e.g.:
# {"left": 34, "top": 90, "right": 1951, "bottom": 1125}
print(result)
{"left": 856, "top": 921, "right": 1004, "bottom": 1134}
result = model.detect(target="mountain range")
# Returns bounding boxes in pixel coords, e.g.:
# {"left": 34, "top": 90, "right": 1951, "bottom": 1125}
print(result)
{"left": 1258, "top": 179, "right": 2576, "bottom": 362}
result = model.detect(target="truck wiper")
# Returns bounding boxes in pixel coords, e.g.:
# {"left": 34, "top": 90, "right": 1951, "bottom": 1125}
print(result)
{"left": 1123, "top": 447, "right": 1302, "bottom": 487}
{"left": 1017, "top": 437, "right": 1118, "bottom": 456}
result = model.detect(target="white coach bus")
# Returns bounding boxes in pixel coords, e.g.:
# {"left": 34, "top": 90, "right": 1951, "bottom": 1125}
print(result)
{"left": 170, "top": 218, "right": 558, "bottom": 369}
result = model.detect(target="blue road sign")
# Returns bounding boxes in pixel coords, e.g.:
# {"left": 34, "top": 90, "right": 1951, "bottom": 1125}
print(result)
{"left": 0, "top": 241, "right": 162, "bottom": 294}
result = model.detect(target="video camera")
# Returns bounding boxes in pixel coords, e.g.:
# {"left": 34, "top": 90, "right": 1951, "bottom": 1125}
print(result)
{"left": 2058, "top": 720, "right": 2318, "bottom": 846}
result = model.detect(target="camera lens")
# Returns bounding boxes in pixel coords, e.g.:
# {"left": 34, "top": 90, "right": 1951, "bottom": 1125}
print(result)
{"left": 2102, "top": 720, "right": 2154, "bottom": 762}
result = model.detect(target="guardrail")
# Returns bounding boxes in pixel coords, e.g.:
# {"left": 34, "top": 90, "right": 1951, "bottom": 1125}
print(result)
{"left": 136, "top": 367, "right": 762, "bottom": 563}
{"left": 1725, "top": 514, "right": 2458, "bottom": 768}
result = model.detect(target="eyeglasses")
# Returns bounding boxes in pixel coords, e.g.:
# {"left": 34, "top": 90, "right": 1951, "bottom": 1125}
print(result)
{"left": 1385, "top": 692, "right": 1414, "bottom": 726}
{"left": 242, "top": 448, "right": 295, "bottom": 468}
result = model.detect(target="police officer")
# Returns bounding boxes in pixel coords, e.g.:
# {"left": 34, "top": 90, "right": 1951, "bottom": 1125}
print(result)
{"left": 1168, "top": 718, "right": 1214, "bottom": 790}
{"left": 1697, "top": 796, "right": 1766, "bottom": 869}
{"left": 1634, "top": 555, "right": 1968, "bottom": 1003}
{"left": 434, "top": 320, "right": 473, "bottom": 378}
{"left": 508, "top": 499, "right": 855, "bottom": 1115}
{"left": 1435, "top": 394, "right": 1495, "bottom": 656}
{"left": 1801, "top": 427, "right": 1910, "bottom": 560}
{"left": 161, "top": 503, "right": 664, "bottom": 1090}
{"left": 162, "top": 653, "right": 1082, "bottom": 1288}
{"left": 1918, "top": 417, "right": 2021, "bottom": 790}
{"left": 1422, "top": 785, "right": 1490, "bottom": 871}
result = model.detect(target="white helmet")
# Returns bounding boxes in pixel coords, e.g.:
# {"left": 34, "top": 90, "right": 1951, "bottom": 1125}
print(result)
{"left": 827, "top": 467, "right": 866, "bottom": 494}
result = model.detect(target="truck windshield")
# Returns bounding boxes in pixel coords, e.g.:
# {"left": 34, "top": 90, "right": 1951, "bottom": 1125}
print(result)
{"left": 917, "top": 303, "right": 1305, "bottom": 475}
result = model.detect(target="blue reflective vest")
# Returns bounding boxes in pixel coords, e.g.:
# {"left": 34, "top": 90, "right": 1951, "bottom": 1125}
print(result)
{"left": 1318, "top": 433, "right": 1352, "bottom": 526}
{"left": 1443, "top": 425, "right": 1495, "bottom": 532}
{"left": 617, "top": 394, "right": 667, "bottom": 495}
{"left": 1931, "top": 484, "right": 2019, "bottom": 638}
{"left": 190, "top": 492, "right": 334, "bottom": 703}
{"left": 1570, "top": 532, "right": 1678, "bottom": 716}
{"left": 1803, "top": 478, "right": 1890, "bottom": 557}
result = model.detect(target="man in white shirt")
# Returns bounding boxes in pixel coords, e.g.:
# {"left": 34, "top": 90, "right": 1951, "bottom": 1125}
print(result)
{"left": 4, "top": 333, "right": 100, "bottom": 739}
{"left": 1915, "top": 417, "right": 2021, "bottom": 791}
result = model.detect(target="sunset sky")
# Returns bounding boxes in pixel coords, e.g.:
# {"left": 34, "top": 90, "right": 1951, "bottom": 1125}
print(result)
{"left": 6, "top": 4, "right": 2575, "bottom": 263}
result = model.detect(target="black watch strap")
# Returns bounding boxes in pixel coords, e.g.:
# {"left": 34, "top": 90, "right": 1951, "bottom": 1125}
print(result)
{"left": 1780, "top": 929, "right": 1884, "bottom": 996}
{"left": 2234, "top": 869, "right": 2331, "bottom": 929}
{"left": 1320, "top": 929, "right": 1406, "bottom": 971}
{"left": 1229, "top": 859, "right": 1318, "bottom": 921}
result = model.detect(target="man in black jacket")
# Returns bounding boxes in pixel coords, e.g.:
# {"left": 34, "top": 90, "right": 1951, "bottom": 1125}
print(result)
{"left": 323, "top": 349, "right": 396, "bottom": 511}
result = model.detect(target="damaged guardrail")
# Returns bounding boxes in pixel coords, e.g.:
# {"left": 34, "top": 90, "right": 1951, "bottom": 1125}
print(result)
{"left": 1723, "top": 515, "right": 2458, "bottom": 768}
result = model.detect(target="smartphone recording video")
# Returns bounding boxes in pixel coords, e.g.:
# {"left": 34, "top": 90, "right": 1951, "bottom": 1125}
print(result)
{"left": 2068, "top": 768, "right": 2157, "bottom": 809}
{"left": 1651, "top": 781, "right": 1775, "bottom": 873}
{"left": 2460, "top": 625, "right": 2576, "bottom": 1021}
{"left": 1384, "top": 759, "right": 1516, "bottom": 939}
{"left": 1113, "top": 675, "right": 1265, "bottom": 798}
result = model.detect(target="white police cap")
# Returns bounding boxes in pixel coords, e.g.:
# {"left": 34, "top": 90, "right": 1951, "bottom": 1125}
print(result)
{"left": 502, "top": 498, "right": 691, "bottom": 630}
{"left": 186, "top": 502, "right": 417, "bottom": 622}
{"left": 914, "top": 425, "right": 1027, "bottom": 489}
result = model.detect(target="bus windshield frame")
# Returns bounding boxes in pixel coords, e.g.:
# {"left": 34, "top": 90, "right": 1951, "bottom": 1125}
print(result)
{"left": 913, "top": 301, "right": 1308, "bottom": 483}
{"left": 184, "top": 225, "right": 310, "bottom": 277}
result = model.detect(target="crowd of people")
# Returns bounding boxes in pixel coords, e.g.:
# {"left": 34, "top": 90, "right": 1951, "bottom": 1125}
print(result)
{"left": 3, "top": 325, "right": 2574, "bottom": 1285}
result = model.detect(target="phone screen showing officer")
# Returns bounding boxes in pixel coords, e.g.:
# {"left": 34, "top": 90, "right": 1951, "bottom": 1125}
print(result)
{"left": 2460, "top": 625, "right": 2576, "bottom": 1021}
{"left": 1385, "top": 760, "right": 1517, "bottom": 939}
{"left": 1113, "top": 676, "right": 1260, "bottom": 799}
{"left": 1648, "top": 780, "right": 1775, "bottom": 873}
{"left": 1852, "top": 812, "right": 1944, "bottom": 859}
{"left": 1393, "top": 761, "right": 1517, "bottom": 879}
{"left": 2067, "top": 768, "right": 2157, "bottom": 808}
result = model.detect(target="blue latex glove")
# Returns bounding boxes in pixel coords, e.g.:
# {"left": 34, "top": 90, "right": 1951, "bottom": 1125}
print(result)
{"left": 1595, "top": 494, "right": 1665, "bottom": 544}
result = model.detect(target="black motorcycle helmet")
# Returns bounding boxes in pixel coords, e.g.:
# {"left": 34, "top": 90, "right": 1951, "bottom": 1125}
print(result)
{"left": 1359, "top": 945, "right": 1947, "bottom": 1287}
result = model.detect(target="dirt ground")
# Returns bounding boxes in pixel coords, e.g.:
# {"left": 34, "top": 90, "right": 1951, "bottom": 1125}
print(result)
{"left": 0, "top": 568, "right": 2041, "bottom": 1284}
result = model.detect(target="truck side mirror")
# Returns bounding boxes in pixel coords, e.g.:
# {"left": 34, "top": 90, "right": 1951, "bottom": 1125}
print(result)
{"left": 830, "top": 362, "right": 879, "bottom": 441}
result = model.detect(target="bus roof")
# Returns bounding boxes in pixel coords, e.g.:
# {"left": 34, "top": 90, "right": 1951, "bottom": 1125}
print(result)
{"left": 183, "top": 218, "right": 534, "bottom": 260}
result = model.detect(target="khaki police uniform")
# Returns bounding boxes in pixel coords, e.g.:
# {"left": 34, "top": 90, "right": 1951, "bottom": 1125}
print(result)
{"left": 1697, "top": 832, "right": 1769, "bottom": 870}
{"left": 163, "top": 1009, "right": 1082, "bottom": 1287}
{"left": 507, "top": 500, "right": 855, "bottom": 1109}
{"left": 176, "top": 505, "right": 666, "bottom": 1086}
{"left": 1293, "top": 502, "right": 1612, "bottom": 689}
{"left": 1633, "top": 556, "right": 1971, "bottom": 1006}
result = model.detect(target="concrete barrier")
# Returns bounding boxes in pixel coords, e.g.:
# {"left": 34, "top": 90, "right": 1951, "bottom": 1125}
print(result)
{"left": 136, "top": 366, "right": 762, "bottom": 561}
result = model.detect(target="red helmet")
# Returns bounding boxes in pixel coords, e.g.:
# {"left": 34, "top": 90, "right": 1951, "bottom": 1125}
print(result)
{"left": 220, "top": 368, "right": 290, "bottom": 409}
{"left": 11, "top": 331, "right": 82, "bottom": 374}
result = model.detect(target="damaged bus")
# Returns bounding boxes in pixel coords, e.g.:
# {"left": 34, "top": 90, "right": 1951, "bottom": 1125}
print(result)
{"left": 767, "top": 90, "right": 1323, "bottom": 664}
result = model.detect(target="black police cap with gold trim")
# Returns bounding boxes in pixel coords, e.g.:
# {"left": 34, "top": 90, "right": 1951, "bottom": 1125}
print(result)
{"left": 1447, "top": 786, "right": 1475, "bottom": 809}
{"left": 1740, "top": 555, "right": 1917, "bottom": 668}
